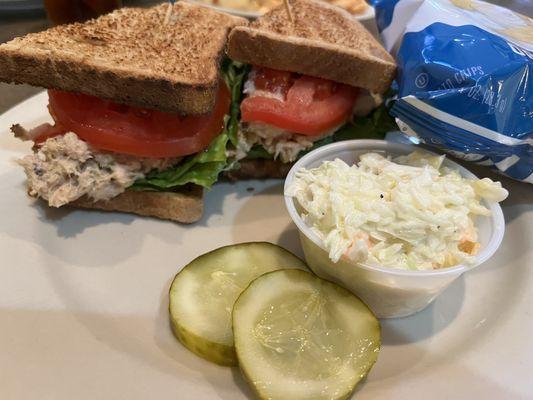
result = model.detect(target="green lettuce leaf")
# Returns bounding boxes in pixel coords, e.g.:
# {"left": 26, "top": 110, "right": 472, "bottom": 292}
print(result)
{"left": 131, "top": 60, "right": 248, "bottom": 191}
{"left": 222, "top": 59, "right": 250, "bottom": 147}
{"left": 333, "top": 104, "right": 397, "bottom": 142}
{"left": 132, "top": 132, "right": 229, "bottom": 190}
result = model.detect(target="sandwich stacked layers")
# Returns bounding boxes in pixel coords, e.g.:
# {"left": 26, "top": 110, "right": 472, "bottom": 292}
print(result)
{"left": 0, "top": 0, "right": 396, "bottom": 223}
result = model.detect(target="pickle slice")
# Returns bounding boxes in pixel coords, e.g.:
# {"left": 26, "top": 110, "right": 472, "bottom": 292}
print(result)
{"left": 169, "top": 242, "right": 306, "bottom": 366}
{"left": 233, "top": 269, "right": 380, "bottom": 400}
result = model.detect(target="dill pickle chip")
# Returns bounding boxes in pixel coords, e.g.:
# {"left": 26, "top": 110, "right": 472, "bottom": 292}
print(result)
{"left": 233, "top": 269, "right": 380, "bottom": 399}
{"left": 169, "top": 242, "right": 306, "bottom": 366}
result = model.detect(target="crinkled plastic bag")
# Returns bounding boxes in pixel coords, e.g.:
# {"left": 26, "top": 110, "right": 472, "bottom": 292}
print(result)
{"left": 374, "top": 0, "right": 532, "bottom": 182}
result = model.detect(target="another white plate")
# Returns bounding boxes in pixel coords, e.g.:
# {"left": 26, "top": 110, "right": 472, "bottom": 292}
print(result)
{"left": 189, "top": 0, "right": 375, "bottom": 21}
{"left": 0, "top": 92, "right": 532, "bottom": 400}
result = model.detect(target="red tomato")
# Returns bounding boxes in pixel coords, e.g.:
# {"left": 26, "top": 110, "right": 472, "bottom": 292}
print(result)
{"left": 241, "top": 68, "right": 358, "bottom": 136}
{"left": 253, "top": 68, "right": 295, "bottom": 96}
{"left": 31, "top": 123, "right": 68, "bottom": 143}
{"left": 46, "top": 82, "right": 230, "bottom": 158}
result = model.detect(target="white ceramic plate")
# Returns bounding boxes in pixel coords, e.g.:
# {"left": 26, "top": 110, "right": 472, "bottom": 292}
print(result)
{"left": 0, "top": 92, "right": 532, "bottom": 400}
{"left": 189, "top": 0, "right": 375, "bottom": 20}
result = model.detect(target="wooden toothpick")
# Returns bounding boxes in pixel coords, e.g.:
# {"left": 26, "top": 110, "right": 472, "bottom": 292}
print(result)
{"left": 283, "top": 0, "right": 294, "bottom": 23}
{"left": 164, "top": 0, "right": 176, "bottom": 25}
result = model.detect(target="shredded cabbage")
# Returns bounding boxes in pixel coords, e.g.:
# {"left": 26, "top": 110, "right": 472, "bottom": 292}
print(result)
{"left": 286, "top": 152, "right": 508, "bottom": 270}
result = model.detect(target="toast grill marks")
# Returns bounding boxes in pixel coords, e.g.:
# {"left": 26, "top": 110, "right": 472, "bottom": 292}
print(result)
{"left": 0, "top": 3, "right": 247, "bottom": 114}
{"left": 227, "top": 0, "right": 396, "bottom": 94}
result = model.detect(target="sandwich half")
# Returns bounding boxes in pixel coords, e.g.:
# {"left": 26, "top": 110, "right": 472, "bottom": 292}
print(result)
{"left": 225, "top": 0, "right": 397, "bottom": 179}
{"left": 0, "top": 2, "right": 246, "bottom": 223}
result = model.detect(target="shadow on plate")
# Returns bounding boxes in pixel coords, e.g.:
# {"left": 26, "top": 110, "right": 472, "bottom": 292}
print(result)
{"left": 2, "top": 305, "right": 525, "bottom": 399}
{"left": 364, "top": 357, "right": 526, "bottom": 399}
{"left": 381, "top": 275, "right": 465, "bottom": 345}
{"left": 37, "top": 265, "right": 248, "bottom": 397}
{"left": 0, "top": 170, "right": 295, "bottom": 268}
{"left": 40, "top": 269, "right": 205, "bottom": 382}
{"left": 153, "top": 276, "right": 253, "bottom": 399}
{"left": 35, "top": 198, "right": 136, "bottom": 237}
{"left": 360, "top": 276, "right": 465, "bottom": 381}
{"left": 200, "top": 179, "right": 287, "bottom": 228}
{"left": 0, "top": 174, "right": 189, "bottom": 267}
{"left": 276, "top": 223, "right": 305, "bottom": 259}
{"left": 227, "top": 180, "right": 306, "bottom": 257}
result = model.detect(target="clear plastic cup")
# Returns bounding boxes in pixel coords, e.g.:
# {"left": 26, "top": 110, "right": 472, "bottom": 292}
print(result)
{"left": 284, "top": 140, "right": 505, "bottom": 318}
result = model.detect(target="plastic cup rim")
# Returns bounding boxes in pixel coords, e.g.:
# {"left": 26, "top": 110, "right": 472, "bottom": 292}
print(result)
{"left": 283, "top": 139, "right": 506, "bottom": 278}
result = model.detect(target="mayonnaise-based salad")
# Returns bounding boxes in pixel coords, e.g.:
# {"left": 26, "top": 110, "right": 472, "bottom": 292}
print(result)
{"left": 285, "top": 152, "right": 508, "bottom": 270}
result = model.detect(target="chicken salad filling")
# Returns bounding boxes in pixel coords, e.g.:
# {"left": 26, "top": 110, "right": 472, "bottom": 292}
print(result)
{"left": 234, "top": 122, "right": 337, "bottom": 163}
{"left": 17, "top": 132, "right": 179, "bottom": 207}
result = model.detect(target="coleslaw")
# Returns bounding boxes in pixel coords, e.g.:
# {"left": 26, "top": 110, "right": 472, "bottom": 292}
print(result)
{"left": 285, "top": 151, "right": 508, "bottom": 270}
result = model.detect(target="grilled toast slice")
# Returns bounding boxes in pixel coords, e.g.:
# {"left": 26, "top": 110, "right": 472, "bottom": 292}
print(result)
{"left": 227, "top": 0, "right": 395, "bottom": 94}
{"left": 70, "top": 185, "right": 204, "bottom": 224}
{"left": 0, "top": 2, "right": 246, "bottom": 114}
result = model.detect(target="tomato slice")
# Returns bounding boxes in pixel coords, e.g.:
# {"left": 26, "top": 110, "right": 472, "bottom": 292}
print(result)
{"left": 241, "top": 67, "right": 358, "bottom": 136}
{"left": 46, "top": 81, "right": 230, "bottom": 158}
{"left": 253, "top": 68, "right": 295, "bottom": 96}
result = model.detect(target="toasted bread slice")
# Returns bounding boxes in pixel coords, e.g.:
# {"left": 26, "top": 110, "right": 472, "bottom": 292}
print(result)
{"left": 227, "top": 0, "right": 395, "bottom": 94}
{"left": 69, "top": 185, "right": 204, "bottom": 224}
{"left": 0, "top": 3, "right": 246, "bottom": 114}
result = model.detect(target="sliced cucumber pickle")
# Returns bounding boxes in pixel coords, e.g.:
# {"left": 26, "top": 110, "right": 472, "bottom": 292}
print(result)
{"left": 169, "top": 242, "right": 306, "bottom": 366}
{"left": 233, "top": 269, "right": 380, "bottom": 400}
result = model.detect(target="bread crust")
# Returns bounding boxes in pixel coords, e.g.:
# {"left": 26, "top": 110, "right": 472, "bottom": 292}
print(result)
{"left": 0, "top": 48, "right": 216, "bottom": 114}
{"left": 0, "top": 3, "right": 247, "bottom": 114}
{"left": 227, "top": 0, "right": 396, "bottom": 94}
{"left": 70, "top": 186, "right": 204, "bottom": 224}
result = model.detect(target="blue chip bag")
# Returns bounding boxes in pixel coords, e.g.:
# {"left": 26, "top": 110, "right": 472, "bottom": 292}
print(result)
{"left": 373, "top": 0, "right": 532, "bottom": 182}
